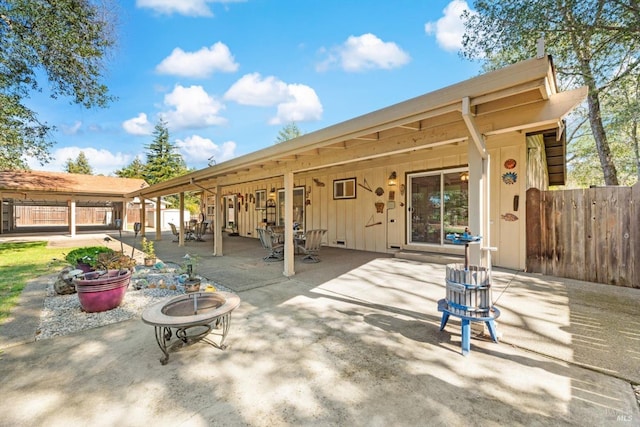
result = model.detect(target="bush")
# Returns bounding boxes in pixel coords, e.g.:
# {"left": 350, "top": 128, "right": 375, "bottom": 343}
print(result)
{"left": 64, "top": 246, "right": 114, "bottom": 268}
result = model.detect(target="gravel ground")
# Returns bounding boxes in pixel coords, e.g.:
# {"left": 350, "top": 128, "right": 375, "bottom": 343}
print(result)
{"left": 36, "top": 267, "right": 232, "bottom": 341}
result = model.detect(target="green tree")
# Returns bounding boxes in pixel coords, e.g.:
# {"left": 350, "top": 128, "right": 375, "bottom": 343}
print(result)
{"left": 0, "top": 0, "right": 116, "bottom": 170}
{"left": 115, "top": 157, "right": 146, "bottom": 179}
{"left": 144, "top": 120, "right": 189, "bottom": 185}
{"left": 144, "top": 119, "right": 195, "bottom": 209}
{"left": 461, "top": 0, "right": 640, "bottom": 186}
{"left": 64, "top": 151, "right": 93, "bottom": 174}
{"left": 275, "top": 122, "right": 303, "bottom": 144}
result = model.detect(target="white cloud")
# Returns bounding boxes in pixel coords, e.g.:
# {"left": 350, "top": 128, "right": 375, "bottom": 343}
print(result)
{"left": 224, "top": 73, "right": 289, "bottom": 106}
{"left": 156, "top": 42, "right": 239, "bottom": 78}
{"left": 270, "top": 84, "right": 323, "bottom": 125}
{"left": 27, "top": 147, "right": 135, "bottom": 176}
{"left": 161, "top": 85, "right": 227, "bottom": 130}
{"left": 61, "top": 121, "right": 82, "bottom": 135}
{"left": 136, "top": 0, "right": 244, "bottom": 17}
{"left": 224, "top": 73, "right": 323, "bottom": 124}
{"left": 175, "top": 135, "right": 236, "bottom": 166}
{"left": 424, "top": 0, "right": 472, "bottom": 52}
{"left": 317, "top": 33, "right": 410, "bottom": 72}
{"left": 122, "top": 113, "right": 154, "bottom": 136}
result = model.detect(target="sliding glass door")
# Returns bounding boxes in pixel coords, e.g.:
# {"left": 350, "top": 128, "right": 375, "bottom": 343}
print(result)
{"left": 408, "top": 168, "right": 468, "bottom": 245}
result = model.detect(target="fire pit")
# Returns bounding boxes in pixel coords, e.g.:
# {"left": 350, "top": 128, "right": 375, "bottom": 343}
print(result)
{"left": 142, "top": 291, "right": 240, "bottom": 364}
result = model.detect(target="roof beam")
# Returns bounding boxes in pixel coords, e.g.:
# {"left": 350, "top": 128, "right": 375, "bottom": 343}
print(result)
{"left": 462, "top": 96, "right": 487, "bottom": 159}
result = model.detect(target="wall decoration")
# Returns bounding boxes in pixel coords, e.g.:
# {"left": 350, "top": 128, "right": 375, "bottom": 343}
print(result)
{"left": 504, "top": 158, "right": 517, "bottom": 169}
{"left": 358, "top": 178, "right": 373, "bottom": 192}
{"left": 388, "top": 190, "right": 395, "bottom": 201}
{"left": 375, "top": 187, "right": 384, "bottom": 196}
{"left": 501, "top": 213, "right": 519, "bottom": 221}
{"left": 502, "top": 172, "right": 517, "bottom": 185}
{"left": 365, "top": 215, "right": 382, "bottom": 227}
{"left": 374, "top": 201, "right": 385, "bottom": 213}
{"left": 313, "top": 178, "right": 325, "bottom": 187}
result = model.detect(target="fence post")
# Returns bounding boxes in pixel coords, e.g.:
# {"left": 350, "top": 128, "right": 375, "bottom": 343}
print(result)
{"left": 526, "top": 187, "right": 542, "bottom": 273}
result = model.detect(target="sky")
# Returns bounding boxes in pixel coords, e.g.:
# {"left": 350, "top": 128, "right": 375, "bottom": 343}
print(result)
{"left": 26, "top": 0, "right": 481, "bottom": 176}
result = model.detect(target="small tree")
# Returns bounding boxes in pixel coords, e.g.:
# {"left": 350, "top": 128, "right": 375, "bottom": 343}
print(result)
{"left": 275, "top": 122, "right": 303, "bottom": 144}
{"left": 115, "top": 157, "right": 146, "bottom": 179}
{"left": 64, "top": 151, "right": 93, "bottom": 174}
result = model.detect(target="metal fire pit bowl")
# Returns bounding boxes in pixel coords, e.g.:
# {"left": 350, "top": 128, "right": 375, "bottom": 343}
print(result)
{"left": 142, "top": 291, "right": 240, "bottom": 365}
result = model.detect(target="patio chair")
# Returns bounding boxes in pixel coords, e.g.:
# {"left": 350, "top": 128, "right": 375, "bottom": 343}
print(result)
{"left": 168, "top": 223, "right": 180, "bottom": 242}
{"left": 194, "top": 222, "right": 208, "bottom": 241}
{"left": 267, "top": 225, "right": 285, "bottom": 243}
{"left": 256, "top": 228, "right": 284, "bottom": 262}
{"left": 297, "top": 229, "right": 327, "bottom": 263}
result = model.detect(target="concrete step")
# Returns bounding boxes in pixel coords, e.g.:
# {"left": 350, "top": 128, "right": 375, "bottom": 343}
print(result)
{"left": 394, "top": 250, "right": 463, "bottom": 265}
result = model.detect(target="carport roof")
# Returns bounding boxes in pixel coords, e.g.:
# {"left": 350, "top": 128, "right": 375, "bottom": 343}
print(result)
{"left": 132, "top": 55, "right": 585, "bottom": 199}
{"left": 0, "top": 170, "right": 148, "bottom": 202}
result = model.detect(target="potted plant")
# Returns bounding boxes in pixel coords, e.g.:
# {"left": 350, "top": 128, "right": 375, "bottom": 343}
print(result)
{"left": 65, "top": 246, "right": 115, "bottom": 272}
{"left": 141, "top": 237, "right": 156, "bottom": 267}
{"left": 182, "top": 253, "right": 201, "bottom": 293}
{"left": 72, "top": 252, "right": 136, "bottom": 313}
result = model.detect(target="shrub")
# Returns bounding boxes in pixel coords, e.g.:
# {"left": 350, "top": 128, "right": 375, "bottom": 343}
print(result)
{"left": 64, "top": 247, "right": 114, "bottom": 269}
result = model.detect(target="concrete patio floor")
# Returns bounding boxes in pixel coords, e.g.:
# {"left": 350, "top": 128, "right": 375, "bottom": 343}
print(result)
{"left": 0, "top": 231, "right": 638, "bottom": 426}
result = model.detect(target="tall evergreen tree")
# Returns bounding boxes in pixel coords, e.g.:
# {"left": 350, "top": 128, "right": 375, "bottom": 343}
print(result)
{"left": 0, "top": 0, "right": 117, "bottom": 170}
{"left": 143, "top": 119, "right": 188, "bottom": 185}
{"left": 64, "top": 151, "right": 93, "bottom": 175}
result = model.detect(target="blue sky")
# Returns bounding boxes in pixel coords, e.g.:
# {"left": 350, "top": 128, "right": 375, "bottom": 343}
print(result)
{"left": 27, "top": 0, "right": 480, "bottom": 176}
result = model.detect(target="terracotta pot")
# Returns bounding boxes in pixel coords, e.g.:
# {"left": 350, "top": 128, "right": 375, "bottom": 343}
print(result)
{"left": 144, "top": 257, "right": 156, "bottom": 267}
{"left": 74, "top": 270, "right": 132, "bottom": 313}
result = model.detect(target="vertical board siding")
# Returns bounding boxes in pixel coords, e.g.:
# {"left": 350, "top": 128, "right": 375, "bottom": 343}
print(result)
{"left": 526, "top": 184, "right": 639, "bottom": 288}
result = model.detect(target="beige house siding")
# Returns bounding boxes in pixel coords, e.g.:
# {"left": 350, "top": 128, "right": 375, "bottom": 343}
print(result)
{"left": 214, "top": 133, "right": 532, "bottom": 270}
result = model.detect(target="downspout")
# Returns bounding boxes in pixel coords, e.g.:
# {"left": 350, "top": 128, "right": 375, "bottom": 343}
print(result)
{"left": 462, "top": 97, "right": 492, "bottom": 268}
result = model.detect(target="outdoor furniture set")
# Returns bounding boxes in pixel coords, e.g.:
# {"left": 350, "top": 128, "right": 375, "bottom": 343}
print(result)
{"left": 257, "top": 227, "right": 327, "bottom": 263}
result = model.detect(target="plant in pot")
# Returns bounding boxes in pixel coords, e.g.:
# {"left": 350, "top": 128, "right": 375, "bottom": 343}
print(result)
{"left": 141, "top": 237, "right": 156, "bottom": 267}
{"left": 64, "top": 246, "right": 115, "bottom": 272}
{"left": 181, "top": 253, "right": 201, "bottom": 293}
{"left": 72, "top": 252, "right": 137, "bottom": 313}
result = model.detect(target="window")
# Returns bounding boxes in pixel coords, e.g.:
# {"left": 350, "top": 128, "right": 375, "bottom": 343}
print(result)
{"left": 277, "top": 187, "right": 305, "bottom": 229}
{"left": 255, "top": 189, "right": 266, "bottom": 210}
{"left": 333, "top": 178, "right": 356, "bottom": 199}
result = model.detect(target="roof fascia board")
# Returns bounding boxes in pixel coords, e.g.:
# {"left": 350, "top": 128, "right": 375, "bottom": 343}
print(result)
{"left": 481, "top": 86, "right": 588, "bottom": 136}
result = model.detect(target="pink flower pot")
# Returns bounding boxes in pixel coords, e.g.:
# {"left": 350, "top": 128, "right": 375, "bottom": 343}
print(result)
{"left": 74, "top": 270, "right": 132, "bottom": 313}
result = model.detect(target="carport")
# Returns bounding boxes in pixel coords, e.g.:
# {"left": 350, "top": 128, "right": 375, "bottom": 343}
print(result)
{"left": 0, "top": 170, "right": 147, "bottom": 236}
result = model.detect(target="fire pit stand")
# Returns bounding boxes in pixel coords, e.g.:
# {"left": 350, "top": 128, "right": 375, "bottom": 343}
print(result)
{"left": 438, "top": 233, "right": 500, "bottom": 356}
{"left": 142, "top": 291, "right": 241, "bottom": 365}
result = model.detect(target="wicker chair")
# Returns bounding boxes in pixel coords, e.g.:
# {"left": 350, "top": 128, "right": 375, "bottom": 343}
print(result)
{"left": 297, "top": 229, "right": 327, "bottom": 263}
{"left": 256, "top": 228, "right": 284, "bottom": 262}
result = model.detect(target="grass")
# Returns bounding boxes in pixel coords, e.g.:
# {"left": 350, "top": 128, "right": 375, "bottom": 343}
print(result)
{"left": 0, "top": 241, "right": 79, "bottom": 326}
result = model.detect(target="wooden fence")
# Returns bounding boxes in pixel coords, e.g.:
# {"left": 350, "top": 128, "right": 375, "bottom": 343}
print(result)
{"left": 526, "top": 183, "right": 640, "bottom": 288}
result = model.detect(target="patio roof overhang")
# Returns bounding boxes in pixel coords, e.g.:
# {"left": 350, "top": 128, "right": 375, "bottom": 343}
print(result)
{"left": 129, "top": 55, "right": 587, "bottom": 200}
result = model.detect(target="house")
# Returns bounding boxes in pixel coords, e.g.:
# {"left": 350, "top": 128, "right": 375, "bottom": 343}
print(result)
{"left": 130, "top": 55, "right": 587, "bottom": 277}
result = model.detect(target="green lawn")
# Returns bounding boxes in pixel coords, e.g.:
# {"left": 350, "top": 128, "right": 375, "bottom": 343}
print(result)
{"left": 0, "top": 241, "right": 78, "bottom": 326}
